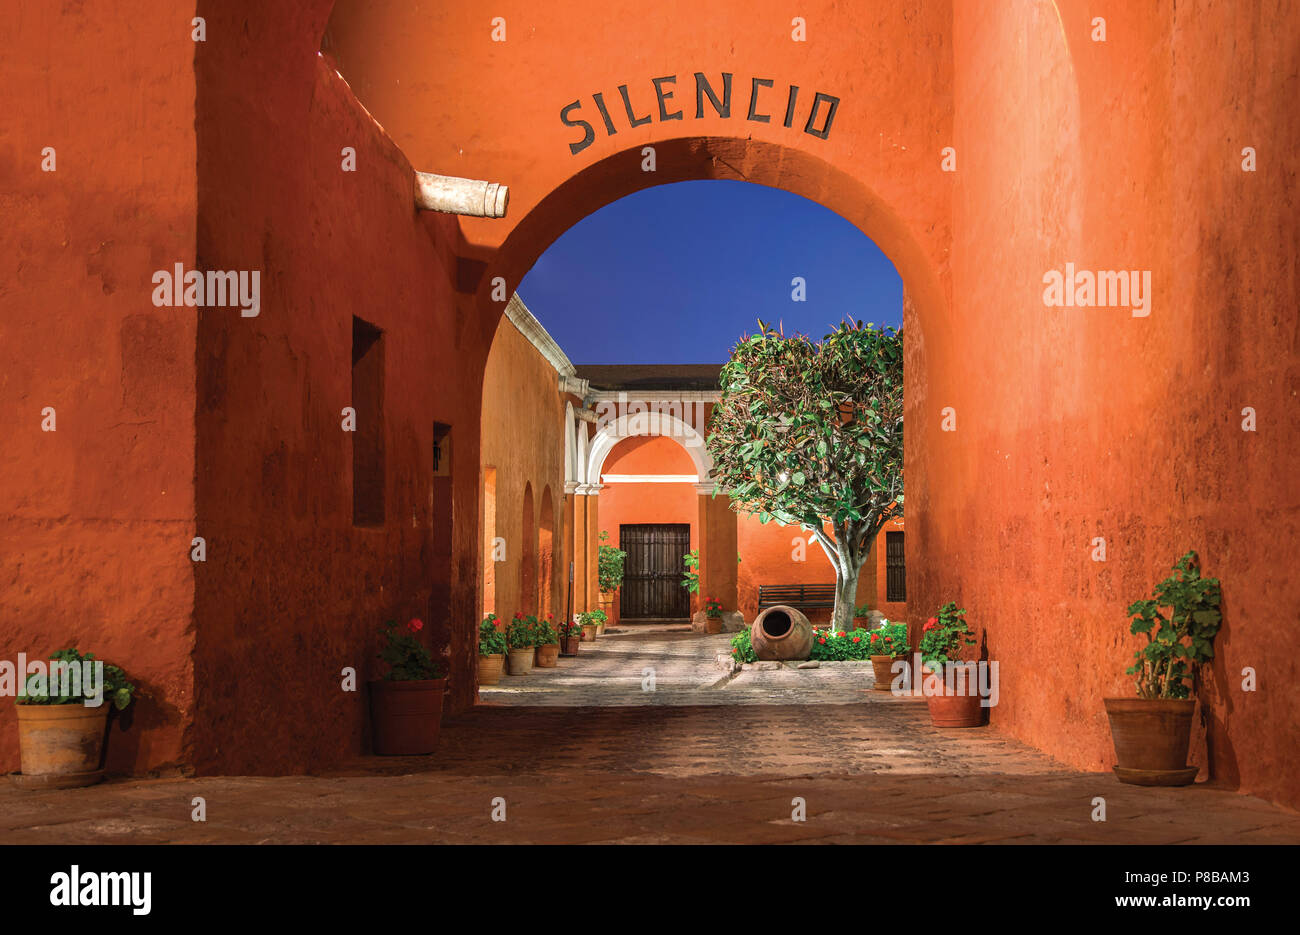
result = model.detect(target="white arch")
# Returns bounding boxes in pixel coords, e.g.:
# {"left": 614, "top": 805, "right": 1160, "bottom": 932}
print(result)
{"left": 575, "top": 420, "right": 589, "bottom": 485}
{"left": 563, "top": 402, "right": 577, "bottom": 483}
{"left": 585, "top": 411, "right": 713, "bottom": 487}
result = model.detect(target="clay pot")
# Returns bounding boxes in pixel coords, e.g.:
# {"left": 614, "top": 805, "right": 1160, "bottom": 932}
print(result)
{"left": 477, "top": 653, "right": 505, "bottom": 686}
{"left": 534, "top": 644, "right": 560, "bottom": 668}
{"left": 560, "top": 636, "right": 581, "bottom": 656}
{"left": 15, "top": 703, "right": 110, "bottom": 786}
{"left": 369, "top": 678, "right": 445, "bottom": 755}
{"left": 704, "top": 616, "right": 723, "bottom": 634}
{"left": 595, "top": 622, "right": 606, "bottom": 636}
{"left": 921, "top": 665, "right": 985, "bottom": 727}
{"left": 870, "top": 654, "right": 902, "bottom": 692}
{"left": 750, "top": 605, "right": 814, "bottom": 660}
{"left": 507, "top": 648, "right": 535, "bottom": 675}
{"left": 580, "top": 624, "right": 597, "bottom": 642}
{"left": 1104, "top": 697, "right": 1198, "bottom": 784}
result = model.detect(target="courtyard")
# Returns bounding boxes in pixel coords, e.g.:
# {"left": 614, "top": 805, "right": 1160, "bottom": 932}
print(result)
{"left": 3, "top": 628, "right": 1297, "bottom": 846}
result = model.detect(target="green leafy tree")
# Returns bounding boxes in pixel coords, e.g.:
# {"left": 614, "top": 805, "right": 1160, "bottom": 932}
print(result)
{"left": 708, "top": 319, "right": 903, "bottom": 631}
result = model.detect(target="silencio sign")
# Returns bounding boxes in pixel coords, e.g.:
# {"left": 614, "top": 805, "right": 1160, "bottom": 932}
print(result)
{"left": 560, "top": 72, "right": 840, "bottom": 155}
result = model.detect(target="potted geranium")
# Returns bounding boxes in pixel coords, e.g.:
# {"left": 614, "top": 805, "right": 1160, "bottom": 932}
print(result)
{"left": 868, "top": 620, "right": 910, "bottom": 692}
{"left": 589, "top": 607, "right": 609, "bottom": 637}
{"left": 1105, "top": 550, "right": 1221, "bottom": 786}
{"left": 578, "top": 611, "right": 598, "bottom": 642}
{"left": 703, "top": 596, "right": 724, "bottom": 634}
{"left": 478, "top": 614, "right": 507, "bottom": 685}
{"left": 506, "top": 613, "right": 537, "bottom": 675}
{"left": 919, "top": 602, "right": 982, "bottom": 727}
{"left": 558, "top": 617, "right": 583, "bottom": 656}
{"left": 370, "top": 618, "right": 447, "bottom": 755}
{"left": 534, "top": 614, "right": 560, "bottom": 668}
{"left": 14, "top": 648, "right": 135, "bottom": 788}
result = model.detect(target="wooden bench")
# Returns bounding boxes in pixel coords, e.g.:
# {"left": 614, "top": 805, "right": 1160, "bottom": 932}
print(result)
{"left": 757, "top": 584, "right": 836, "bottom": 612}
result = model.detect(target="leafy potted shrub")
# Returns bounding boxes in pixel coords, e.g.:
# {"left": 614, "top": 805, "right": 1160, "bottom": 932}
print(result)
{"left": 919, "top": 602, "right": 982, "bottom": 727}
{"left": 478, "top": 614, "right": 507, "bottom": 685}
{"left": 558, "top": 617, "right": 583, "bottom": 656}
{"left": 589, "top": 607, "right": 609, "bottom": 637}
{"left": 533, "top": 614, "right": 560, "bottom": 668}
{"left": 370, "top": 618, "right": 448, "bottom": 755}
{"left": 14, "top": 648, "right": 135, "bottom": 788}
{"left": 703, "top": 596, "right": 724, "bottom": 634}
{"left": 506, "top": 613, "right": 537, "bottom": 675}
{"left": 1105, "top": 551, "right": 1222, "bottom": 786}
{"left": 578, "top": 611, "right": 598, "bottom": 642}
{"left": 867, "top": 620, "right": 910, "bottom": 692}
{"left": 597, "top": 530, "right": 626, "bottom": 609}
{"left": 852, "top": 603, "right": 871, "bottom": 630}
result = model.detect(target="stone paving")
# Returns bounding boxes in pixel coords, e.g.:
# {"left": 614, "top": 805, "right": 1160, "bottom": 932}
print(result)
{"left": 2, "top": 626, "right": 1298, "bottom": 844}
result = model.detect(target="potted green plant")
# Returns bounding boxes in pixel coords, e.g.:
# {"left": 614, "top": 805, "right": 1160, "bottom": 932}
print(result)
{"left": 868, "top": 619, "right": 910, "bottom": 692}
{"left": 1105, "top": 550, "right": 1222, "bottom": 786}
{"left": 14, "top": 648, "right": 135, "bottom": 788}
{"left": 478, "top": 614, "right": 507, "bottom": 685}
{"left": 852, "top": 603, "right": 871, "bottom": 630}
{"left": 534, "top": 614, "right": 560, "bottom": 668}
{"left": 578, "top": 611, "right": 598, "bottom": 642}
{"left": 506, "top": 613, "right": 537, "bottom": 675}
{"left": 558, "top": 617, "right": 583, "bottom": 656}
{"left": 703, "top": 596, "right": 724, "bottom": 634}
{"left": 589, "top": 607, "right": 609, "bottom": 637}
{"left": 919, "top": 602, "right": 982, "bottom": 727}
{"left": 597, "top": 530, "right": 626, "bottom": 609}
{"left": 370, "top": 618, "right": 448, "bottom": 755}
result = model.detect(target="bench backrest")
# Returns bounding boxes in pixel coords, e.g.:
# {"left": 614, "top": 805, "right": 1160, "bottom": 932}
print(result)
{"left": 757, "top": 584, "right": 836, "bottom": 607}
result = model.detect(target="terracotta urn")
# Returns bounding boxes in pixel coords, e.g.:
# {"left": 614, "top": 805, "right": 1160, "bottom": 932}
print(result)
{"left": 14, "top": 703, "right": 110, "bottom": 787}
{"left": 369, "top": 678, "right": 445, "bottom": 755}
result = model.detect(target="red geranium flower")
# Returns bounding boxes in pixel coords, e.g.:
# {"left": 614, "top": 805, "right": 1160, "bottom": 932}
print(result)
{"left": 837, "top": 632, "right": 845, "bottom": 638}
{"left": 852, "top": 636, "right": 861, "bottom": 643}
{"left": 818, "top": 637, "right": 826, "bottom": 644}
{"left": 870, "top": 633, "right": 880, "bottom": 641}
{"left": 407, "top": 618, "right": 423, "bottom": 632}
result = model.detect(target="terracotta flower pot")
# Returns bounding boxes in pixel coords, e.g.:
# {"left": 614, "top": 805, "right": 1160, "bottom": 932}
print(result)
{"left": 369, "top": 678, "right": 445, "bottom": 755}
{"left": 595, "top": 622, "right": 606, "bottom": 636}
{"left": 870, "top": 654, "right": 902, "bottom": 692}
{"left": 1104, "top": 697, "right": 1198, "bottom": 785}
{"left": 15, "top": 703, "right": 110, "bottom": 787}
{"left": 704, "top": 616, "right": 723, "bottom": 634}
{"left": 921, "top": 665, "right": 985, "bottom": 728}
{"left": 580, "top": 624, "right": 597, "bottom": 642}
{"left": 507, "top": 648, "right": 535, "bottom": 675}
{"left": 477, "top": 653, "right": 505, "bottom": 686}
{"left": 534, "top": 644, "right": 560, "bottom": 668}
{"left": 560, "top": 636, "right": 581, "bottom": 656}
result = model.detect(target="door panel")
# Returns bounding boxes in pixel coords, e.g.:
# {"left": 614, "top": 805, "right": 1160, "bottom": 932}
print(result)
{"left": 620, "top": 524, "right": 691, "bottom": 619}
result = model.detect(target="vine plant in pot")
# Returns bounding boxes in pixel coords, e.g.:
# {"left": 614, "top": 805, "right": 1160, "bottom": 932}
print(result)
{"left": 589, "top": 607, "right": 609, "bottom": 637}
{"left": 919, "top": 602, "right": 982, "bottom": 727}
{"left": 14, "top": 648, "right": 136, "bottom": 788}
{"left": 597, "top": 530, "right": 626, "bottom": 611}
{"left": 533, "top": 614, "right": 561, "bottom": 668}
{"left": 506, "top": 614, "right": 537, "bottom": 675}
{"left": 868, "top": 620, "right": 910, "bottom": 692}
{"left": 370, "top": 618, "right": 448, "bottom": 756}
{"left": 478, "top": 614, "right": 508, "bottom": 686}
{"left": 1106, "top": 550, "right": 1222, "bottom": 786}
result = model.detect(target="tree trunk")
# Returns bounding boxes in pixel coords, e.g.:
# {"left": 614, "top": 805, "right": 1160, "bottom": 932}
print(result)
{"left": 831, "top": 564, "right": 860, "bottom": 632}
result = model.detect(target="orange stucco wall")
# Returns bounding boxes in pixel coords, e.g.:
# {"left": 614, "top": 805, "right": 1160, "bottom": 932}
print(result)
{"left": 8, "top": 0, "right": 1298, "bottom": 812}
{"left": 480, "top": 317, "right": 568, "bottom": 624}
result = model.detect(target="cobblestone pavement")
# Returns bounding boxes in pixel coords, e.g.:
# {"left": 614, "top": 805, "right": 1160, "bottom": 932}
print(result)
{"left": 3, "top": 627, "right": 1298, "bottom": 845}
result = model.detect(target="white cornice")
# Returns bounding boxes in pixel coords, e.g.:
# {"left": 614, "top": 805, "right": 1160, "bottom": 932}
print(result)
{"left": 587, "top": 389, "right": 720, "bottom": 402}
{"left": 600, "top": 474, "right": 700, "bottom": 484}
{"left": 504, "top": 293, "right": 576, "bottom": 378}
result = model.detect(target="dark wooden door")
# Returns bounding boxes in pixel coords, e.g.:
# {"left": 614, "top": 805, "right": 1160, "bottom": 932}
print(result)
{"left": 886, "top": 531, "right": 906, "bottom": 602}
{"left": 619, "top": 524, "right": 691, "bottom": 619}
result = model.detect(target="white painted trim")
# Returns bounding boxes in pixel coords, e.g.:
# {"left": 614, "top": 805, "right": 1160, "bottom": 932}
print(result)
{"left": 600, "top": 474, "right": 700, "bottom": 484}
{"left": 585, "top": 411, "right": 713, "bottom": 486}
{"left": 587, "top": 389, "right": 720, "bottom": 402}
{"left": 503, "top": 293, "right": 575, "bottom": 377}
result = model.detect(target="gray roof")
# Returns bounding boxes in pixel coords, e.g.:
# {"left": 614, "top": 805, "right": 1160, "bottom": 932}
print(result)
{"left": 574, "top": 364, "right": 723, "bottom": 392}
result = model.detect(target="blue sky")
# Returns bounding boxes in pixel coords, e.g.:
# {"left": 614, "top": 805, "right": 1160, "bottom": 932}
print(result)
{"left": 517, "top": 180, "right": 902, "bottom": 365}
